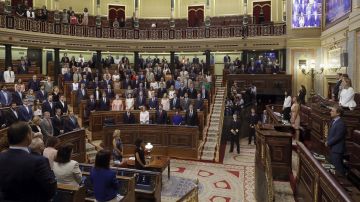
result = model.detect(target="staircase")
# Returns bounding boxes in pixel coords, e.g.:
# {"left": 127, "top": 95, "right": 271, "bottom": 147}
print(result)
{"left": 200, "top": 76, "right": 226, "bottom": 162}
{"left": 86, "top": 142, "right": 97, "bottom": 163}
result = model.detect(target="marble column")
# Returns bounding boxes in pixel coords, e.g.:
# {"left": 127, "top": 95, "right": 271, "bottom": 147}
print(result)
{"left": 4, "top": 44, "right": 12, "bottom": 68}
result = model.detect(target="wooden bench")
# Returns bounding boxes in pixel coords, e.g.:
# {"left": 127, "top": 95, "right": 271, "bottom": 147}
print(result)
{"left": 102, "top": 124, "right": 199, "bottom": 159}
{"left": 54, "top": 183, "right": 86, "bottom": 202}
{"left": 80, "top": 163, "right": 160, "bottom": 202}
{"left": 57, "top": 129, "right": 87, "bottom": 163}
{"left": 89, "top": 110, "right": 204, "bottom": 140}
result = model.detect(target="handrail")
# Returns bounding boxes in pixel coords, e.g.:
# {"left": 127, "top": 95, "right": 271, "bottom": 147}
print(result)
{"left": 176, "top": 179, "right": 199, "bottom": 202}
{"left": 0, "top": 14, "right": 286, "bottom": 40}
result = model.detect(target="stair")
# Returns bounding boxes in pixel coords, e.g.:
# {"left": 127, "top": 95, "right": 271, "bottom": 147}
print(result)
{"left": 199, "top": 76, "right": 226, "bottom": 162}
{"left": 86, "top": 142, "right": 97, "bottom": 163}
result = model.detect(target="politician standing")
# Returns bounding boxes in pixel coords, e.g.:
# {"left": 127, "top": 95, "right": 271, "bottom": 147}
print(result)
{"left": 229, "top": 114, "right": 240, "bottom": 154}
{"left": 0, "top": 122, "right": 57, "bottom": 202}
{"left": 325, "top": 106, "right": 347, "bottom": 175}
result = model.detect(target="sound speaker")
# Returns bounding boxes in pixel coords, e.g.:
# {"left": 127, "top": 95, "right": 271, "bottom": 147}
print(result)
{"left": 340, "top": 52, "right": 348, "bottom": 67}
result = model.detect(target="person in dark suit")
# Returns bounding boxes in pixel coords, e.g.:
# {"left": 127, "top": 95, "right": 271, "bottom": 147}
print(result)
{"left": 180, "top": 93, "right": 191, "bottom": 111}
{"left": 12, "top": 85, "right": 24, "bottom": 105}
{"left": 298, "top": 85, "right": 307, "bottom": 105}
{"left": 170, "top": 93, "right": 181, "bottom": 110}
{"left": 42, "top": 95, "right": 55, "bottom": 117}
{"left": 135, "top": 91, "right": 146, "bottom": 110}
{"left": 187, "top": 83, "right": 197, "bottom": 99}
{"left": 122, "top": 77, "right": 132, "bottom": 89}
{"left": 325, "top": 106, "right": 347, "bottom": 175}
{"left": 332, "top": 73, "right": 343, "bottom": 100}
{"left": 18, "top": 99, "right": 33, "bottom": 122}
{"left": 185, "top": 104, "right": 198, "bottom": 126}
{"left": 105, "top": 84, "right": 115, "bottom": 99}
{"left": 52, "top": 108, "right": 64, "bottom": 136}
{"left": 63, "top": 69, "right": 73, "bottom": 82}
{"left": 5, "top": 102, "right": 20, "bottom": 126}
{"left": 148, "top": 94, "right": 158, "bottom": 110}
{"left": 56, "top": 95, "right": 68, "bottom": 115}
{"left": 77, "top": 83, "right": 88, "bottom": 105}
{"left": 36, "top": 85, "right": 48, "bottom": 103}
{"left": 17, "top": 60, "right": 28, "bottom": 74}
{"left": 194, "top": 93, "right": 204, "bottom": 111}
{"left": 123, "top": 109, "right": 135, "bottom": 124}
{"left": 85, "top": 95, "right": 97, "bottom": 118}
{"left": 63, "top": 111, "right": 80, "bottom": 133}
{"left": 28, "top": 75, "right": 41, "bottom": 91}
{"left": 248, "top": 108, "right": 259, "bottom": 145}
{"left": 177, "top": 83, "right": 188, "bottom": 98}
{"left": 0, "top": 85, "right": 12, "bottom": 106}
{"left": 166, "top": 76, "right": 175, "bottom": 89}
{"left": 229, "top": 113, "right": 240, "bottom": 154}
{"left": 157, "top": 83, "right": 167, "bottom": 98}
{"left": 99, "top": 93, "right": 110, "bottom": 111}
{"left": 155, "top": 104, "right": 167, "bottom": 124}
{"left": 79, "top": 74, "right": 90, "bottom": 88}
{"left": 0, "top": 122, "right": 57, "bottom": 202}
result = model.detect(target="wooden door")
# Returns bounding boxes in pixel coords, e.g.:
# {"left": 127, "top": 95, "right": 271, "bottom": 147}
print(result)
{"left": 188, "top": 5, "right": 204, "bottom": 27}
{"left": 253, "top": 1, "right": 271, "bottom": 24}
{"left": 108, "top": 5, "right": 125, "bottom": 21}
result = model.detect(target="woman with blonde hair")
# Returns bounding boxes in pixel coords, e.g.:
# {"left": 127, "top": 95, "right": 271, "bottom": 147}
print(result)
{"left": 111, "top": 94, "right": 123, "bottom": 111}
{"left": 30, "top": 116, "right": 44, "bottom": 139}
{"left": 339, "top": 78, "right": 357, "bottom": 110}
{"left": 14, "top": 78, "right": 26, "bottom": 92}
{"left": 290, "top": 96, "right": 301, "bottom": 141}
{"left": 112, "top": 130, "right": 124, "bottom": 163}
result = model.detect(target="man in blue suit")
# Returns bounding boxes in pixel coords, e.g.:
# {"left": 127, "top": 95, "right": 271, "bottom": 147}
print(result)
{"left": 148, "top": 94, "right": 158, "bottom": 110}
{"left": 27, "top": 75, "right": 41, "bottom": 92}
{"left": 155, "top": 104, "right": 167, "bottom": 124}
{"left": 18, "top": 99, "right": 33, "bottom": 122}
{"left": 0, "top": 85, "right": 12, "bottom": 106}
{"left": 326, "top": 106, "right": 347, "bottom": 175}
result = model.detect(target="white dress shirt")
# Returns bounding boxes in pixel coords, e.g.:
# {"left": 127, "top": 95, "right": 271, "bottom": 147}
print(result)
{"left": 283, "top": 96, "right": 292, "bottom": 108}
{"left": 140, "top": 111, "right": 149, "bottom": 124}
{"left": 339, "top": 87, "right": 357, "bottom": 109}
{"left": 4, "top": 70, "right": 15, "bottom": 83}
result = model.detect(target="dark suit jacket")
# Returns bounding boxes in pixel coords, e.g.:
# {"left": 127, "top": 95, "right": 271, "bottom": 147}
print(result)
{"left": 36, "top": 90, "right": 48, "bottom": 103}
{"left": 148, "top": 98, "right": 158, "bottom": 109}
{"left": 105, "top": 89, "right": 115, "bottom": 99}
{"left": 63, "top": 116, "right": 80, "bottom": 133}
{"left": 56, "top": 101, "right": 68, "bottom": 114}
{"left": 155, "top": 110, "right": 167, "bottom": 124}
{"left": 42, "top": 101, "right": 55, "bottom": 117}
{"left": 12, "top": 91, "right": 24, "bottom": 105}
{"left": 327, "top": 118, "right": 346, "bottom": 154}
{"left": 0, "top": 91, "right": 12, "bottom": 106}
{"left": 28, "top": 80, "right": 40, "bottom": 91}
{"left": 230, "top": 120, "right": 240, "bottom": 135}
{"left": 17, "top": 65, "right": 28, "bottom": 74}
{"left": 187, "top": 88, "right": 197, "bottom": 99}
{"left": 98, "top": 99, "right": 110, "bottom": 111}
{"left": 18, "top": 105, "right": 33, "bottom": 122}
{"left": 0, "top": 149, "right": 57, "bottom": 202}
{"left": 185, "top": 110, "right": 198, "bottom": 126}
{"left": 170, "top": 98, "right": 180, "bottom": 110}
{"left": 123, "top": 113, "right": 135, "bottom": 124}
{"left": 5, "top": 109, "right": 19, "bottom": 126}
{"left": 85, "top": 100, "right": 97, "bottom": 118}
{"left": 77, "top": 89, "right": 88, "bottom": 103}
{"left": 178, "top": 87, "right": 188, "bottom": 97}
{"left": 166, "top": 80, "right": 175, "bottom": 89}
{"left": 63, "top": 73, "right": 73, "bottom": 82}
{"left": 135, "top": 96, "right": 146, "bottom": 109}
{"left": 157, "top": 88, "right": 167, "bottom": 98}
{"left": 122, "top": 79, "right": 131, "bottom": 89}
{"left": 194, "top": 99, "right": 204, "bottom": 111}
{"left": 52, "top": 116, "right": 64, "bottom": 136}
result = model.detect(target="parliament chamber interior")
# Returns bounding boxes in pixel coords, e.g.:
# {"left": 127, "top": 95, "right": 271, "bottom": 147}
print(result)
{"left": 0, "top": 0, "right": 360, "bottom": 201}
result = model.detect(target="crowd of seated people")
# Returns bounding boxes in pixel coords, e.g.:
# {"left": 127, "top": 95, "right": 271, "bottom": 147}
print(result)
{"left": 60, "top": 53, "right": 211, "bottom": 125}
{"left": 224, "top": 55, "right": 282, "bottom": 74}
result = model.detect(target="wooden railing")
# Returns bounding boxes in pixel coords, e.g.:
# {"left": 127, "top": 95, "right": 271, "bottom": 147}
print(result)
{"left": 0, "top": 14, "right": 286, "bottom": 40}
{"left": 264, "top": 144, "right": 274, "bottom": 202}
{"left": 177, "top": 179, "right": 199, "bottom": 202}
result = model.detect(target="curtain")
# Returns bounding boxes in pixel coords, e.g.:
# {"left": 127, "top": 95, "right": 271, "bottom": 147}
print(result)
{"left": 188, "top": 6, "right": 204, "bottom": 27}
{"left": 108, "top": 5, "right": 125, "bottom": 21}
{"left": 253, "top": 1, "right": 271, "bottom": 24}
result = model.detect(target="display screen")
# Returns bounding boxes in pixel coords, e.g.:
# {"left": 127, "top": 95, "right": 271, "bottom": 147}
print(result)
{"left": 325, "top": 0, "right": 351, "bottom": 26}
{"left": 292, "top": 0, "right": 322, "bottom": 28}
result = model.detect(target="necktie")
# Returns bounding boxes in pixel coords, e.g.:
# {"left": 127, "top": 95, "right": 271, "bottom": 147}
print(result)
{"left": 50, "top": 102, "right": 53, "bottom": 109}
{"left": 26, "top": 106, "right": 29, "bottom": 114}
{"left": 103, "top": 98, "right": 106, "bottom": 103}
{"left": 190, "top": 111, "right": 193, "bottom": 117}
{"left": 4, "top": 92, "right": 8, "bottom": 104}
{"left": 13, "top": 110, "right": 18, "bottom": 118}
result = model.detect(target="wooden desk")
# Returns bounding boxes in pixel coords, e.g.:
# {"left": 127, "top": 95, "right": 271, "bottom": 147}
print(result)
{"left": 57, "top": 129, "right": 86, "bottom": 163}
{"left": 124, "top": 155, "right": 170, "bottom": 179}
{"left": 295, "top": 142, "right": 359, "bottom": 202}
{"left": 89, "top": 110, "right": 205, "bottom": 140}
{"left": 102, "top": 124, "right": 199, "bottom": 160}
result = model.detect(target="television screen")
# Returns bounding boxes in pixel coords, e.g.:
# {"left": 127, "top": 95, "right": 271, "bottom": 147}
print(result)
{"left": 292, "top": 0, "right": 322, "bottom": 28}
{"left": 325, "top": 0, "right": 351, "bottom": 26}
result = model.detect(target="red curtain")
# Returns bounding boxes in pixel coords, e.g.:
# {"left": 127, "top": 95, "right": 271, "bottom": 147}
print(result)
{"left": 11, "top": 0, "right": 33, "bottom": 7}
{"left": 188, "top": 6, "right": 204, "bottom": 27}
{"left": 108, "top": 5, "right": 125, "bottom": 21}
{"left": 253, "top": 1, "right": 271, "bottom": 24}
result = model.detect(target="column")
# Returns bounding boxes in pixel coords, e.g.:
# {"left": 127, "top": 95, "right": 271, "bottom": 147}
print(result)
{"left": 54, "top": 48, "right": 60, "bottom": 85}
{"left": 282, "top": 0, "right": 286, "bottom": 22}
{"left": 4, "top": 44, "right": 12, "bottom": 68}
{"left": 205, "top": 50, "right": 211, "bottom": 73}
{"left": 170, "top": 0, "right": 175, "bottom": 27}
{"left": 134, "top": 0, "right": 139, "bottom": 28}
{"left": 96, "top": 50, "right": 102, "bottom": 73}
{"left": 170, "top": 51, "right": 175, "bottom": 74}
{"left": 134, "top": 51, "right": 139, "bottom": 72}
